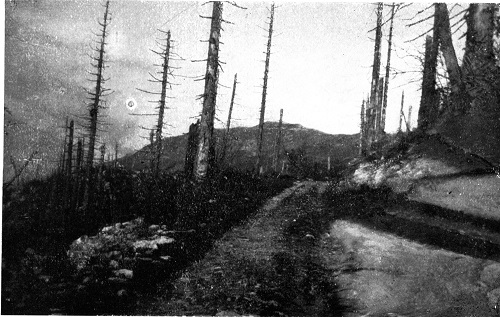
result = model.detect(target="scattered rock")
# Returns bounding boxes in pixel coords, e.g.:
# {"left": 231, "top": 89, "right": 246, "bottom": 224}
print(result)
{"left": 108, "top": 277, "right": 128, "bottom": 284}
{"left": 117, "top": 289, "right": 128, "bottom": 297}
{"left": 113, "top": 269, "right": 133, "bottom": 279}
{"left": 109, "top": 260, "right": 119, "bottom": 269}
{"left": 216, "top": 311, "right": 240, "bottom": 316}
{"left": 38, "top": 275, "right": 52, "bottom": 283}
{"left": 149, "top": 224, "right": 160, "bottom": 231}
{"left": 481, "top": 263, "right": 500, "bottom": 288}
{"left": 487, "top": 288, "right": 500, "bottom": 312}
{"left": 101, "top": 226, "right": 114, "bottom": 234}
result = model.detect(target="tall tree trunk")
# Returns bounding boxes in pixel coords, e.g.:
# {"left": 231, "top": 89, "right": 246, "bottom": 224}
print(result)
{"left": 398, "top": 91, "right": 404, "bottom": 133}
{"left": 435, "top": 3, "right": 466, "bottom": 112}
{"left": 381, "top": 3, "right": 395, "bottom": 133}
{"left": 84, "top": 0, "right": 110, "bottom": 212}
{"left": 185, "top": 120, "right": 200, "bottom": 177}
{"left": 437, "top": 3, "right": 500, "bottom": 163}
{"left": 114, "top": 141, "right": 118, "bottom": 168}
{"left": 407, "top": 103, "right": 413, "bottom": 131}
{"left": 375, "top": 77, "right": 384, "bottom": 140}
{"left": 256, "top": 3, "right": 275, "bottom": 175}
{"left": 194, "top": 1, "right": 222, "bottom": 180}
{"left": 86, "top": 0, "right": 110, "bottom": 171}
{"left": 418, "top": 35, "right": 439, "bottom": 130}
{"left": 273, "top": 108, "right": 283, "bottom": 172}
{"left": 359, "top": 99, "right": 366, "bottom": 156}
{"left": 367, "top": 2, "right": 383, "bottom": 152}
{"left": 221, "top": 73, "right": 237, "bottom": 165}
{"left": 149, "top": 128, "right": 155, "bottom": 172}
{"left": 155, "top": 30, "right": 172, "bottom": 176}
{"left": 66, "top": 120, "right": 74, "bottom": 176}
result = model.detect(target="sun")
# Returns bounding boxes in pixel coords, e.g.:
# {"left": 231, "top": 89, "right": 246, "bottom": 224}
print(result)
{"left": 125, "top": 98, "right": 137, "bottom": 111}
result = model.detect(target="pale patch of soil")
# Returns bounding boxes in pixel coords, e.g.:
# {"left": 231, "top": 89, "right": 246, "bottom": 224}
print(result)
{"left": 329, "top": 220, "right": 495, "bottom": 316}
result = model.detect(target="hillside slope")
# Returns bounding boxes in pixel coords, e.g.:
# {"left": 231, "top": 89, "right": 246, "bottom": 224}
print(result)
{"left": 120, "top": 122, "right": 359, "bottom": 174}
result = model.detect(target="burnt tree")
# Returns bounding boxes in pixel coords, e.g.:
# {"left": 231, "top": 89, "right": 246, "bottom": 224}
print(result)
{"left": 193, "top": 1, "right": 223, "bottom": 180}
{"left": 366, "top": 2, "right": 383, "bottom": 152}
{"left": 273, "top": 108, "right": 283, "bottom": 172}
{"left": 256, "top": 2, "right": 275, "bottom": 175}
{"left": 220, "top": 73, "right": 238, "bottom": 166}
{"left": 380, "top": 3, "right": 395, "bottom": 133}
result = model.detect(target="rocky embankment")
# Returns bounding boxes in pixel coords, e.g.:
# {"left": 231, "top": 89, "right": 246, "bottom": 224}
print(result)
{"left": 348, "top": 134, "right": 500, "bottom": 314}
{"left": 66, "top": 217, "right": 192, "bottom": 313}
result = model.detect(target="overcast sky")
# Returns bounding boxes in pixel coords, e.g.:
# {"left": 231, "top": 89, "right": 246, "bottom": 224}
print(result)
{"left": 4, "top": 1, "right": 469, "bottom": 167}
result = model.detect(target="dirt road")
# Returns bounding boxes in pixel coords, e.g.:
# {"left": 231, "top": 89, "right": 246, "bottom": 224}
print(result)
{"left": 135, "top": 181, "right": 499, "bottom": 316}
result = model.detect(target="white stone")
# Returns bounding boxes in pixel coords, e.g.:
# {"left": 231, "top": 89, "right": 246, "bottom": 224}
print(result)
{"left": 481, "top": 263, "right": 500, "bottom": 287}
{"left": 113, "top": 269, "right": 133, "bottom": 279}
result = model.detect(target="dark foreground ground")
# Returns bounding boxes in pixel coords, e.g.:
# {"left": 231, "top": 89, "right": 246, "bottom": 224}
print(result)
{"left": 132, "top": 179, "right": 499, "bottom": 316}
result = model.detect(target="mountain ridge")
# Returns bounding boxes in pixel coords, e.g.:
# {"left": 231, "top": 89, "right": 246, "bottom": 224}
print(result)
{"left": 120, "top": 121, "right": 360, "bottom": 174}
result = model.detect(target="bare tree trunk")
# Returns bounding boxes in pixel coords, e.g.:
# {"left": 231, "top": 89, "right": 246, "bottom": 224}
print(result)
{"left": 359, "top": 99, "right": 366, "bottom": 156}
{"left": 72, "top": 138, "right": 83, "bottom": 211}
{"left": 256, "top": 3, "right": 275, "bottom": 175}
{"left": 462, "top": 4, "right": 498, "bottom": 114}
{"left": 398, "top": 91, "right": 404, "bottom": 133}
{"left": 114, "top": 141, "right": 118, "bottom": 168}
{"left": 273, "top": 108, "right": 283, "bottom": 172}
{"left": 66, "top": 120, "right": 74, "bottom": 176}
{"left": 407, "top": 103, "right": 413, "bottom": 131}
{"left": 149, "top": 128, "right": 155, "bottom": 172}
{"left": 154, "top": 30, "right": 172, "bottom": 176}
{"left": 418, "top": 35, "right": 439, "bottom": 130}
{"left": 435, "top": 3, "right": 466, "bottom": 112}
{"left": 367, "top": 2, "right": 383, "bottom": 152}
{"left": 381, "top": 3, "right": 395, "bottom": 133}
{"left": 84, "top": 0, "right": 110, "bottom": 212}
{"left": 185, "top": 120, "right": 200, "bottom": 177}
{"left": 221, "top": 73, "right": 237, "bottom": 165}
{"left": 375, "top": 77, "right": 384, "bottom": 140}
{"left": 86, "top": 0, "right": 110, "bottom": 172}
{"left": 194, "top": 1, "right": 222, "bottom": 180}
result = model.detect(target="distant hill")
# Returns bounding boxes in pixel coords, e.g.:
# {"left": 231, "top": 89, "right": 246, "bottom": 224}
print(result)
{"left": 119, "top": 122, "right": 359, "bottom": 174}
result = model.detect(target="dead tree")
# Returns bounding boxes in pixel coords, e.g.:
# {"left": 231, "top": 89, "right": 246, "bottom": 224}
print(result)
{"left": 185, "top": 120, "right": 200, "bottom": 177}
{"left": 220, "top": 73, "right": 238, "bottom": 165}
{"left": 407, "top": 103, "right": 413, "bottom": 131}
{"left": 154, "top": 30, "right": 172, "bottom": 175}
{"left": 380, "top": 3, "right": 395, "bottom": 133}
{"left": 85, "top": 0, "right": 111, "bottom": 171}
{"left": 435, "top": 4, "right": 466, "bottom": 111}
{"left": 193, "top": 1, "right": 223, "bottom": 180}
{"left": 272, "top": 108, "right": 283, "bottom": 172}
{"left": 83, "top": 0, "right": 111, "bottom": 211}
{"left": 256, "top": 2, "right": 275, "bottom": 175}
{"left": 114, "top": 141, "right": 118, "bottom": 168}
{"left": 138, "top": 30, "right": 173, "bottom": 176}
{"left": 366, "top": 2, "right": 383, "bottom": 151}
{"left": 359, "top": 99, "right": 366, "bottom": 156}
{"left": 3, "top": 151, "right": 38, "bottom": 189}
{"left": 398, "top": 91, "right": 405, "bottom": 133}
{"left": 375, "top": 77, "right": 384, "bottom": 139}
{"left": 463, "top": 4, "right": 497, "bottom": 109}
{"left": 149, "top": 128, "right": 155, "bottom": 172}
{"left": 418, "top": 34, "right": 439, "bottom": 130}
{"left": 66, "top": 120, "right": 74, "bottom": 176}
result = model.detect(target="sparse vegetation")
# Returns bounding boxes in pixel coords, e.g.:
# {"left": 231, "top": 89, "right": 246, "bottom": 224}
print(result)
{"left": 2, "top": 168, "right": 292, "bottom": 314}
